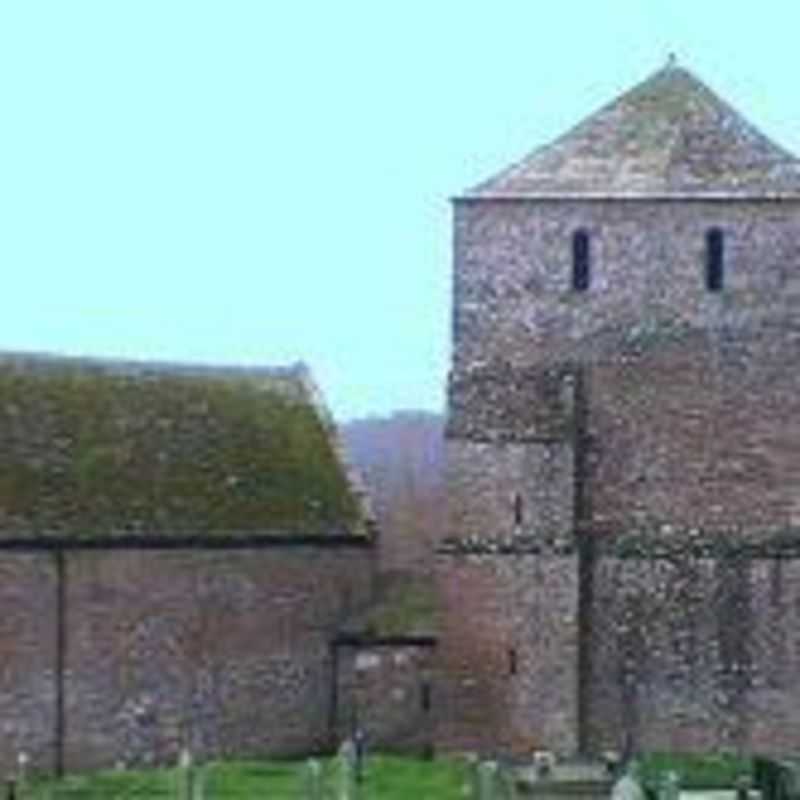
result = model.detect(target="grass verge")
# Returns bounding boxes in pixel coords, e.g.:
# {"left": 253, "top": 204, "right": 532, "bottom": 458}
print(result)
{"left": 640, "top": 752, "right": 752, "bottom": 790}
{"left": 23, "top": 754, "right": 469, "bottom": 800}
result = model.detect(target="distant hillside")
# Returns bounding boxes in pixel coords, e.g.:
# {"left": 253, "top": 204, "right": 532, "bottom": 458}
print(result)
{"left": 341, "top": 411, "right": 445, "bottom": 573}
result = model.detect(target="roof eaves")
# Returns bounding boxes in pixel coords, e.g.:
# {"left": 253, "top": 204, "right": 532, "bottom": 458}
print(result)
{"left": 452, "top": 191, "right": 800, "bottom": 202}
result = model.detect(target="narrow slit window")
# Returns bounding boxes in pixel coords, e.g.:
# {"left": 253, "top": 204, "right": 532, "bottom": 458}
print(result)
{"left": 421, "top": 681, "right": 432, "bottom": 712}
{"left": 513, "top": 493, "right": 523, "bottom": 526}
{"left": 508, "top": 648, "right": 518, "bottom": 676}
{"left": 572, "top": 230, "right": 591, "bottom": 291}
{"left": 706, "top": 228, "right": 724, "bottom": 292}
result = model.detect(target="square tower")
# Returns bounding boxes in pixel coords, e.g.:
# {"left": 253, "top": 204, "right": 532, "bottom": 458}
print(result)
{"left": 437, "top": 62, "right": 800, "bottom": 756}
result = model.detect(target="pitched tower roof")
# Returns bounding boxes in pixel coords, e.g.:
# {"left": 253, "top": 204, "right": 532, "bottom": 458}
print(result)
{"left": 466, "top": 62, "right": 800, "bottom": 198}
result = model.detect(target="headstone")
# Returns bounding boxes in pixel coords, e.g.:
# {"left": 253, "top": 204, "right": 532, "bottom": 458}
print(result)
{"left": 338, "top": 738, "right": 356, "bottom": 769}
{"left": 177, "top": 747, "right": 194, "bottom": 800}
{"left": 191, "top": 765, "right": 205, "bottom": 800}
{"left": 337, "top": 740, "right": 356, "bottom": 800}
{"left": 304, "top": 758, "right": 323, "bottom": 800}
{"left": 611, "top": 767, "right": 646, "bottom": 800}
{"left": 15, "top": 753, "right": 27, "bottom": 795}
{"left": 17, "top": 750, "right": 30, "bottom": 797}
{"left": 533, "top": 751, "right": 555, "bottom": 779}
{"left": 15, "top": 754, "right": 27, "bottom": 779}
{"left": 659, "top": 771, "right": 680, "bottom": 800}
{"left": 479, "top": 761, "right": 498, "bottom": 800}
{"left": 465, "top": 753, "right": 480, "bottom": 799}
{"left": 603, "top": 751, "right": 621, "bottom": 778}
{"left": 179, "top": 747, "right": 193, "bottom": 769}
{"left": 497, "top": 762, "right": 519, "bottom": 800}
{"left": 736, "top": 774, "right": 753, "bottom": 800}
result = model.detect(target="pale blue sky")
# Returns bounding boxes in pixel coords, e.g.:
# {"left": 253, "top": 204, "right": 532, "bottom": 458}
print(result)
{"left": 2, "top": 1, "right": 799, "bottom": 420}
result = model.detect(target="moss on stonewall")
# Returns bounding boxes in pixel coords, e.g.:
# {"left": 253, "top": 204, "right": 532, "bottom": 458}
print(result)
{"left": 345, "top": 574, "right": 438, "bottom": 637}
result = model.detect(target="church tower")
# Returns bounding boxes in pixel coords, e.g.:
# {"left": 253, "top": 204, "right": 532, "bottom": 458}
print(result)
{"left": 436, "top": 62, "right": 800, "bottom": 755}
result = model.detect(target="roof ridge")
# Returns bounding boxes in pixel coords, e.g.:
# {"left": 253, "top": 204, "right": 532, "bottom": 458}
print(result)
{"left": 468, "top": 65, "right": 683, "bottom": 196}
{"left": 0, "top": 349, "right": 306, "bottom": 381}
{"left": 465, "top": 64, "right": 800, "bottom": 198}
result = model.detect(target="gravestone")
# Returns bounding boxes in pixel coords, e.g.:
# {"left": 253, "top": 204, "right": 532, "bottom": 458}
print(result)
{"left": 658, "top": 771, "right": 679, "bottom": 800}
{"left": 479, "top": 761, "right": 498, "bottom": 800}
{"left": 304, "top": 758, "right": 323, "bottom": 800}
{"left": 337, "top": 739, "right": 356, "bottom": 800}
{"left": 611, "top": 766, "right": 646, "bottom": 800}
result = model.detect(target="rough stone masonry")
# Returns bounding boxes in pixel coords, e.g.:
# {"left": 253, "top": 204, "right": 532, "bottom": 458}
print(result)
{"left": 0, "top": 355, "right": 381, "bottom": 772}
{"left": 435, "top": 61, "right": 800, "bottom": 756}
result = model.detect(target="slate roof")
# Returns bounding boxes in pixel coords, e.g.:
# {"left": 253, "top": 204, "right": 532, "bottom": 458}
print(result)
{"left": 466, "top": 62, "right": 800, "bottom": 199}
{"left": 0, "top": 352, "right": 373, "bottom": 538}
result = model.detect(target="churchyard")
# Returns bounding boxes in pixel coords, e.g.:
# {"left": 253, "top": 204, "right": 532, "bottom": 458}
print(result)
{"left": 5, "top": 749, "right": 782, "bottom": 800}
{"left": 5, "top": 753, "right": 470, "bottom": 800}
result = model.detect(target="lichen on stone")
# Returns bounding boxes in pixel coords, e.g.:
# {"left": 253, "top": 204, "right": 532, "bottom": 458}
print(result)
{"left": 0, "top": 355, "right": 364, "bottom": 537}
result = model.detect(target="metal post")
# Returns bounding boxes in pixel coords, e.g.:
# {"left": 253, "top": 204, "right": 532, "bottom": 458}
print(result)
{"left": 354, "top": 728, "right": 365, "bottom": 784}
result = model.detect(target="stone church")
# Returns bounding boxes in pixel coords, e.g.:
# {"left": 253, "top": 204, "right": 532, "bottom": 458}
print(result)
{"left": 6, "top": 60, "right": 800, "bottom": 773}
{"left": 0, "top": 354, "right": 428, "bottom": 772}
{"left": 435, "top": 62, "right": 800, "bottom": 756}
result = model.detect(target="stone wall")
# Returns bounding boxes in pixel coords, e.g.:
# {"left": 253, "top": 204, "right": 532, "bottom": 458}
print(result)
{"left": 443, "top": 194, "right": 800, "bottom": 758}
{"left": 444, "top": 361, "right": 577, "bottom": 545}
{"left": 586, "top": 330, "right": 800, "bottom": 534}
{"left": 334, "top": 642, "right": 436, "bottom": 754}
{"left": 0, "top": 543, "right": 374, "bottom": 773}
{"left": 445, "top": 440, "right": 575, "bottom": 542}
{"left": 587, "top": 552, "right": 800, "bottom": 755}
{"left": 449, "top": 197, "right": 800, "bottom": 537}
{"left": 452, "top": 198, "right": 800, "bottom": 373}
{"left": 435, "top": 542, "right": 800, "bottom": 759}
{"left": 0, "top": 555, "right": 58, "bottom": 769}
{"left": 434, "top": 549, "right": 579, "bottom": 756}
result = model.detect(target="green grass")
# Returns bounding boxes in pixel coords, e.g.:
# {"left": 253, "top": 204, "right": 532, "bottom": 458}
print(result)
{"left": 23, "top": 755, "right": 470, "bottom": 800}
{"left": 22, "top": 752, "right": 758, "bottom": 799}
{"left": 639, "top": 752, "right": 752, "bottom": 790}
{"left": 354, "top": 755, "right": 469, "bottom": 799}
{"left": 26, "top": 765, "right": 177, "bottom": 798}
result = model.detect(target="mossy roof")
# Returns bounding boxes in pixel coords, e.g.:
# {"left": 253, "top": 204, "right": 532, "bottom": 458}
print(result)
{"left": 0, "top": 352, "right": 370, "bottom": 538}
{"left": 467, "top": 63, "right": 800, "bottom": 198}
